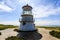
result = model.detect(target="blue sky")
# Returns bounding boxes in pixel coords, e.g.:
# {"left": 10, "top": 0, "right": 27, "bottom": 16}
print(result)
{"left": 0, "top": 0, "right": 60, "bottom": 26}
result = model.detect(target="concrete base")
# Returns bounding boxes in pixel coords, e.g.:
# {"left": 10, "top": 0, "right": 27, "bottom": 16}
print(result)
{"left": 17, "top": 29, "right": 42, "bottom": 40}
{"left": 17, "top": 29, "right": 37, "bottom": 32}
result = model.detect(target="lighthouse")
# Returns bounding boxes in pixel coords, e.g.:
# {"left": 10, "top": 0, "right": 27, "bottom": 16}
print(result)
{"left": 17, "top": 4, "right": 42, "bottom": 40}
{"left": 19, "top": 4, "right": 36, "bottom": 31}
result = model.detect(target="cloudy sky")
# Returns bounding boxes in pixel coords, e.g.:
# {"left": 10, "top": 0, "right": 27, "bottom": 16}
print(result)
{"left": 0, "top": 0, "right": 60, "bottom": 26}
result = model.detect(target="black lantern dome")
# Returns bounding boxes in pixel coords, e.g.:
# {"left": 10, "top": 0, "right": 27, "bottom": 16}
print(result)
{"left": 22, "top": 4, "right": 32, "bottom": 14}
{"left": 22, "top": 4, "right": 32, "bottom": 11}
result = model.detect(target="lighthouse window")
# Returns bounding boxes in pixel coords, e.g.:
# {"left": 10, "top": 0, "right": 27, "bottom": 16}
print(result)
{"left": 23, "top": 11, "right": 32, "bottom": 14}
{"left": 23, "top": 22, "right": 26, "bottom": 25}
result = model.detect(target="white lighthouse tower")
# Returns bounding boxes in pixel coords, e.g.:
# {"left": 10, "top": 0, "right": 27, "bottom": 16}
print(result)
{"left": 17, "top": 4, "right": 42, "bottom": 40}
{"left": 19, "top": 4, "right": 36, "bottom": 31}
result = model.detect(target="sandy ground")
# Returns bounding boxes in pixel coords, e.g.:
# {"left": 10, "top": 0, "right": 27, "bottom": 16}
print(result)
{"left": 38, "top": 28, "right": 60, "bottom": 40}
{"left": 0, "top": 28, "right": 60, "bottom": 40}
{"left": 0, "top": 28, "right": 18, "bottom": 40}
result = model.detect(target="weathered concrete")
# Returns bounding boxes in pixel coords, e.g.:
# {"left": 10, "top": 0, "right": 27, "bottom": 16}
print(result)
{"left": 17, "top": 30, "right": 42, "bottom": 40}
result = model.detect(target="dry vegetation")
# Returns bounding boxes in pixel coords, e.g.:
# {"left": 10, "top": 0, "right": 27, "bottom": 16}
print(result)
{"left": 36, "top": 26, "right": 60, "bottom": 32}
{"left": 0, "top": 24, "right": 18, "bottom": 30}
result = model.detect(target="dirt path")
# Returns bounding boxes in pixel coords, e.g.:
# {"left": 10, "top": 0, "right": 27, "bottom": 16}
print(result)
{"left": 0, "top": 28, "right": 18, "bottom": 40}
{"left": 38, "top": 28, "right": 60, "bottom": 40}
{"left": 0, "top": 28, "right": 60, "bottom": 40}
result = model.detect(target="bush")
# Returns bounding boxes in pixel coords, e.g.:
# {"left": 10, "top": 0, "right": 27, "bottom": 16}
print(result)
{"left": 49, "top": 30, "right": 60, "bottom": 39}
{"left": 59, "top": 28, "right": 60, "bottom": 30}
{"left": 5, "top": 36, "right": 24, "bottom": 40}
{"left": 0, "top": 32, "right": 1, "bottom": 35}
{"left": 14, "top": 29, "right": 18, "bottom": 32}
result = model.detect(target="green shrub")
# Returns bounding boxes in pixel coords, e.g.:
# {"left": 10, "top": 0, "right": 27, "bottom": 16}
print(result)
{"left": 14, "top": 29, "right": 18, "bottom": 31}
{"left": 5, "top": 36, "right": 24, "bottom": 40}
{"left": 0, "top": 32, "right": 1, "bottom": 35}
{"left": 50, "top": 30, "right": 60, "bottom": 39}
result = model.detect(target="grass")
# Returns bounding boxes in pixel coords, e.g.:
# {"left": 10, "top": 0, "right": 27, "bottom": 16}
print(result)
{"left": 0, "top": 24, "right": 18, "bottom": 30}
{"left": 36, "top": 26, "right": 60, "bottom": 32}
{"left": 5, "top": 36, "right": 24, "bottom": 40}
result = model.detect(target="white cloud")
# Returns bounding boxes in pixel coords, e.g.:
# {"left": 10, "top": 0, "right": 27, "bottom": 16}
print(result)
{"left": 18, "top": 0, "right": 60, "bottom": 18}
{"left": 0, "top": 0, "right": 13, "bottom": 12}
{"left": 35, "top": 20, "right": 60, "bottom": 26}
{"left": 0, "top": 21, "right": 19, "bottom": 26}
{"left": 5, "top": 0, "right": 19, "bottom": 8}
{"left": 0, "top": 20, "right": 60, "bottom": 26}
{"left": 0, "top": 0, "right": 60, "bottom": 16}
{"left": 19, "top": 0, "right": 31, "bottom": 4}
{"left": 33, "top": 5, "right": 60, "bottom": 18}
{"left": 0, "top": 4, "right": 13, "bottom": 12}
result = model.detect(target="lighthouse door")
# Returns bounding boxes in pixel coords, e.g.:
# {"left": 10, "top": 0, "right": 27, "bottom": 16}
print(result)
{"left": 23, "top": 22, "right": 26, "bottom": 25}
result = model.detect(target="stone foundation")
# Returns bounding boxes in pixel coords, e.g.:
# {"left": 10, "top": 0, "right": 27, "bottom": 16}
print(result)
{"left": 17, "top": 30, "right": 42, "bottom": 40}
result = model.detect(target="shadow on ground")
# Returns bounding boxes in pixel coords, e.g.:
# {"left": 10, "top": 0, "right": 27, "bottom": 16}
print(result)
{"left": 17, "top": 30, "right": 42, "bottom": 40}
